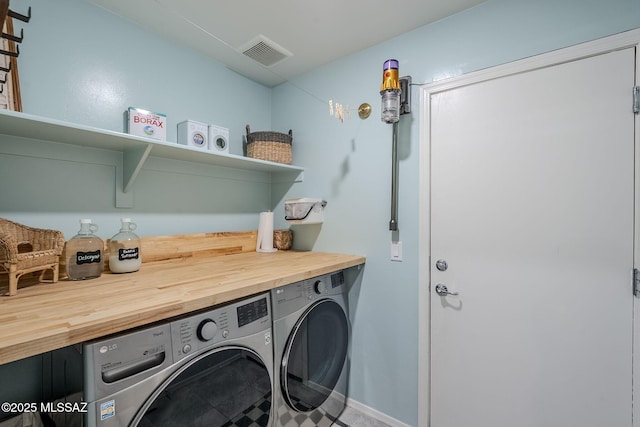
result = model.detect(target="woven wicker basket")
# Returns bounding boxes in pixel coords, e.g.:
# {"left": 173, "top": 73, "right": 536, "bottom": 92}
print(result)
{"left": 273, "top": 229, "right": 293, "bottom": 250}
{"left": 246, "top": 125, "right": 292, "bottom": 165}
{"left": 0, "top": 218, "right": 65, "bottom": 296}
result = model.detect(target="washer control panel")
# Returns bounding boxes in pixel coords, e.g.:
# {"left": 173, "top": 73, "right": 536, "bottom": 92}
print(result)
{"left": 197, "top": 318, "right": 219, "bottom": 341}
{"left": 170, "top": 292, "right": 271, "bottom": 362}
{"left": 172, "top": 310, "right": 229, "bottom": 361}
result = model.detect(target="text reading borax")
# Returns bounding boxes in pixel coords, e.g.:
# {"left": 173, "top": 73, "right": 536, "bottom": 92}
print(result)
{"left": 127, "top": 107, "right": 167, "bottom": 141}
{"left": 133, "top": 115, "right": 164, "bottom": 127}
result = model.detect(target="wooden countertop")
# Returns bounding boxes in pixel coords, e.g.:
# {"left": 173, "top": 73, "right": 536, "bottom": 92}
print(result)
{"left": 0, "top": 250, "right": 365, "bottom": 365}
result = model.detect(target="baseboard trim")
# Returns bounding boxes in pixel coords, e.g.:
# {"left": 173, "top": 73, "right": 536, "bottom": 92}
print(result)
{"left": 345, "top": 398, "right": 413, "bottom": 427}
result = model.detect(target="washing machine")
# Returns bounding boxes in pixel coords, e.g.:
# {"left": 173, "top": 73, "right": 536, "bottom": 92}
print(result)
{"left": 83, "top": 292, "right": 273, "bottom": 427}
{"left": 271, "top": 268, "right": 353, "bottom": 427}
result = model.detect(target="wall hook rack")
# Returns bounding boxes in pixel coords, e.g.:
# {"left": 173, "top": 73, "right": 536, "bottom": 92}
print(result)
{"left": 0, "top": 0, "right": 28, "bottom": 111}
{"left": 7, "top": 6, "right": 30, "bottom": 23}
{"left": 2, "top": 27, "right": 22, "bottom": 43}
{"left": 0, "top": 43, "right": 17, "bottom": 57}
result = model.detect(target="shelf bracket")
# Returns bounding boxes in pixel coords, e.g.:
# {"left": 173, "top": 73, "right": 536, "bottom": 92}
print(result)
{"left": 272, "top": 169, "right": 304, "bottom": 183}
{"left": 123, "top": 144, "right": 152, "bottom": 193}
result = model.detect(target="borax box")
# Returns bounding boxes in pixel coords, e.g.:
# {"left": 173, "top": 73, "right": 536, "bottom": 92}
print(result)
{"left": 127, "top": 107, "right": 167, "bottom": 141}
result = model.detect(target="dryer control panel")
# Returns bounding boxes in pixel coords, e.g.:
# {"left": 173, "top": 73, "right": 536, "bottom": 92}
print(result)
{"left": 308, "top": 270, "right": 345, "bottom": 298}
{"left": 272, "top": 270, "right": 349, "bottom": 319}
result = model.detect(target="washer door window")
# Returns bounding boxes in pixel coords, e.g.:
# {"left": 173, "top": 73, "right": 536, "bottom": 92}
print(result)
{"left": 133, "top": 347, "right": 271, "bottom": 426}
{"left": 282, "top": 299, "right": 349, "bottom": 412}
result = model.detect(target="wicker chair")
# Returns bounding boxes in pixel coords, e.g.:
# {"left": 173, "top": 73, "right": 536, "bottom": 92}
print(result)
{"left": 0, "top": 218, "right": 65, "bottom": 296}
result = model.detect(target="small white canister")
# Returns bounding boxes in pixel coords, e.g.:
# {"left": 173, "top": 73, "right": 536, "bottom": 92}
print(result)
{"left": 284, "top": 198, "right": 326, "bottom": 224}
{"left": 177, "top": 120, "right": 209, "bottom": 150}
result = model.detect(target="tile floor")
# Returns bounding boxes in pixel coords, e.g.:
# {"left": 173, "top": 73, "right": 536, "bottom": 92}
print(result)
{"left": 335, "top": 406, "right": 393, "bottom": 427}
{"left": 131, "top": 351, "right": 393, "bottom": 427}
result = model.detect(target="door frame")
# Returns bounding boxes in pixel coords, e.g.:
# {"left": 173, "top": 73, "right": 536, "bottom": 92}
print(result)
{"left": 417, "top": 28, "right": 640, "bottom": 427}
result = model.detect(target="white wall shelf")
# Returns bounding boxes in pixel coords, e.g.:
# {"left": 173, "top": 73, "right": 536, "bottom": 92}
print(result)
{"left": 0, "top": 109, "right": 304, "bottom": 195}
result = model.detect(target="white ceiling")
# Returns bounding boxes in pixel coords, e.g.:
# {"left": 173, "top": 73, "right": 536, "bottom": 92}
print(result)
{"left": 83, "top": 0, "right": 486, "bottom": 87}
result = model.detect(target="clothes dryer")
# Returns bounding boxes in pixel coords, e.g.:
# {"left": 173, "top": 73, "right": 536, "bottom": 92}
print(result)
{"left": 84, "top": 292, "right": 273, "bottom": 427}
{"left": 271, "top": 269, "right": 352, "bottom": 427}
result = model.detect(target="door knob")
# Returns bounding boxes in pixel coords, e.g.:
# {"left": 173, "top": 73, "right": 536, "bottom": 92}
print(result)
{"left": 435, "top": 283, "right": 458, "bottom": 297}
{"left": 435, "top": 259, "right": 448, "bottom": 272}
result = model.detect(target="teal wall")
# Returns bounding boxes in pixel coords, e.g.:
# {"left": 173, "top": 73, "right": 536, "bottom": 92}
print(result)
{"left": 271, "top": 0, "right": 640, "bottom": 425}
{"left": 1, "top": 0, "right": 275, "bottom": 238}
{"left": 1, "top": 0, "right": 639, "bottom": 425}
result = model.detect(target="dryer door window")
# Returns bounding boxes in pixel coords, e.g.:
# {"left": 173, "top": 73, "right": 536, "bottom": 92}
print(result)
{"left": 132, "top": 347, "right": 272, "bottom": 426}
{"left": 282, "top": 299, "right": 349, "bottom": 412}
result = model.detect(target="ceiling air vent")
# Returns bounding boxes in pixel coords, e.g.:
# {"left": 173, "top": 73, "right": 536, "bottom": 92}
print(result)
{"left": 239, "top": 35, "right": 293, "bottom": 67}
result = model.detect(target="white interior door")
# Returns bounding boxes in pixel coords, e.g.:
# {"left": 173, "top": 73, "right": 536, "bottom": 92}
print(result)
{"left": 429, "top": 47, "right": 636, "bottom": 427}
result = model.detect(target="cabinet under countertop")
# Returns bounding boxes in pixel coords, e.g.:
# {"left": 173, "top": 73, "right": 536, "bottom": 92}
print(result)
{"left": 0, "top": 250, "right": 365, "bottom": 365}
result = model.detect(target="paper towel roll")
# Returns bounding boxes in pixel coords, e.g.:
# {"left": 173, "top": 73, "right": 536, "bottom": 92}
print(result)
{"left": 257, "top": 211, "right": 277, "bottom": 252}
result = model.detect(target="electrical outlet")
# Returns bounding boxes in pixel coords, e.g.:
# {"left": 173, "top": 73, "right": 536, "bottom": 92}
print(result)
{"left": 390, "top": 241, "right": 403, "bottom": 262}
